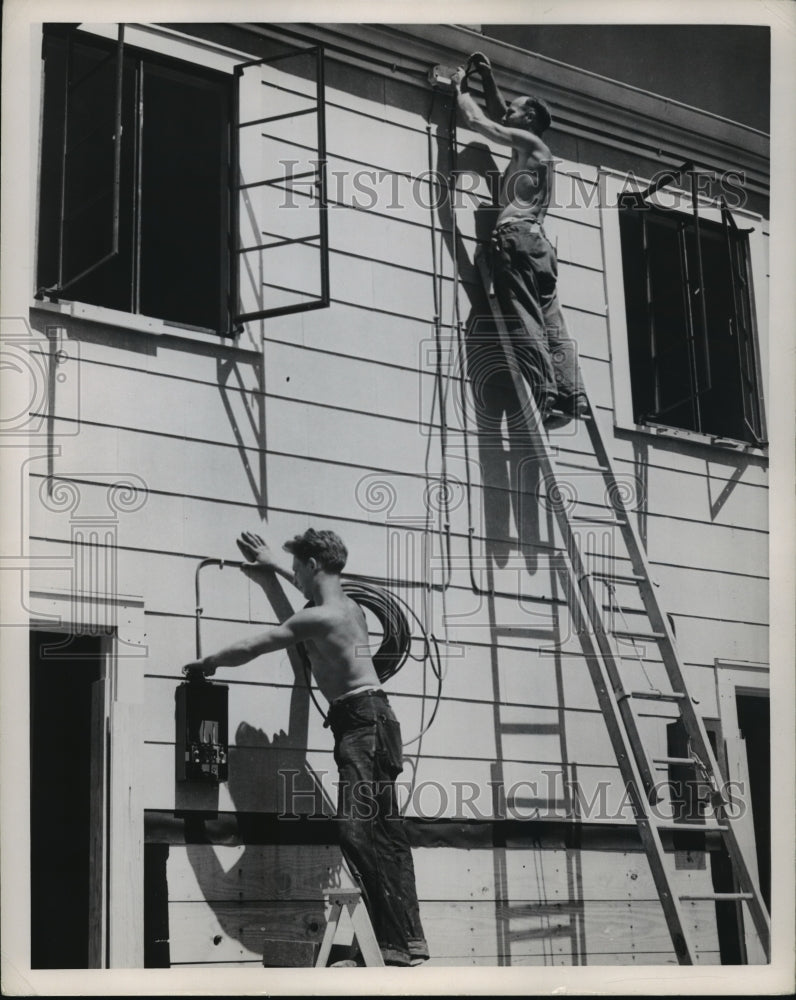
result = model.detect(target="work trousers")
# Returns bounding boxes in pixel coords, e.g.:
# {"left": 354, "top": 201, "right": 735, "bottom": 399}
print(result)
{"left": 328, "top": 689, "right": 428, "bottom": 966}
{"left": 490, "top": 219, "right": 584, "bottom": 415}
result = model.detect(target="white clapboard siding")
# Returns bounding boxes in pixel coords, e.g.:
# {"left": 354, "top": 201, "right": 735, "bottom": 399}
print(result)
{"left": 34, "top": 405, "right": 768, "bottom": 535}
{"left": 27, "top": 22, "right": 769, "bottom": 972}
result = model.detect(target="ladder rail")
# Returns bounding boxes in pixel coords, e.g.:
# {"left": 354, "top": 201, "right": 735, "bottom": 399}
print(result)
{"left": 554, "top": 549, "right": 696, "bottom": 964}
{"left": 579, "top": 360, "right": 771, "bottom": 959}
{"left": 475, "top": 250, "right": 770, "bottom": 963}
{"left": 474, "top": 253, "right": 661, "bottom": 799}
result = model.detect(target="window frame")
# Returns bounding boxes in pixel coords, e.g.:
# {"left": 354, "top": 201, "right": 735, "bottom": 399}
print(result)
{"left": 33, "top": 23, "right": 329, "bottom": 342}
{"left": 600, "top": 167, "right": 768, "bottom": 452}
{"left": 715, "top": 659, "right": 770, "bottom": 965}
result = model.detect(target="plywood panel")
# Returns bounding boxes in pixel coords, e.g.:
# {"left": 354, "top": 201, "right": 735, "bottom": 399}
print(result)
{"left": 164, "top": 896, "right": 711, "bottom": 964}
{"left": 163, "top": 842, "right": 715, "bottom": 911}
{"left": 167, "top": 842, "right": 348, "bottom": 903}
{"left": 166, "top": 899, "right": 329, "bottom": 965}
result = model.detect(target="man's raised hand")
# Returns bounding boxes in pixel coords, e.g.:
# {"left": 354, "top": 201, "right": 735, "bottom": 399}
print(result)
{"left": 237, "top": 531, "right": 278, "bottom": 574}
{"left": 467, "top": 51, "right": 492, "bottom": 74}
{"left": 451, "top": 66, "right": 467, "bottom": 92}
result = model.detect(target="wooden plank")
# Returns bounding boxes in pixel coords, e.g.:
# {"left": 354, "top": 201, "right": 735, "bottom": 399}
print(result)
{"left": 327, "top": 200, "right": 436, "bottom": 274}
{"left": 26, "top": 531, "right": 768, "bottom": 681}
{"left": 109, "top": 701, "right": 144, "bottom": 967}
{"left": 36, "top": 393, "right": 767, "bottom": 513}
{"left": 65, "top": 446, "right": 763, "bottom": 584}
{"left": 668, "top": 616, "right": 768, "bottom": 667}
{"left": 142, "top": 662, "right": 717, "bottom": 780}
{"left": 165, "top": 895, "right": 719, "bottom": 966}
{"left": 326, "top": 103, "right": 430, "bottom": 175}
{"left": 166, "top": 843, "right": 349, "bottom": 904}
{"left": 27, "top": 310, "right": 266, "bottom": 389}
{"left": 264, "top": 301, "right": 437, "bottom": 371}
{"left": 164, "top": 896, "right": 689, "bottom": 965}
{"left": 164, "top": 841, "right": 719, "bottom": 911}
{"left": 325, "top": 153, "right": 433, "bottom": 229}
{"left": 29, "top": 450, "right": 768, "bottom": 587}
{"left": 31, "top": 343, "right": 440, "bottom": 442}
{"left": 143, "top": 737, "right": 665, "bottom": 824}
{"left": 166, "top": 899, "right": 331, "bottom": 965}
{"left": 88, "top": 678, "right": 109, "bottom": 968}
{"left": 263, "top": 341, "right": 439, "bottom": 425}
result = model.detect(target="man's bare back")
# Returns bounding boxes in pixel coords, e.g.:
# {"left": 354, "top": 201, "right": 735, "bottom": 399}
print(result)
{"left": 298, "top": 594, "right": 381, "bottom": 702}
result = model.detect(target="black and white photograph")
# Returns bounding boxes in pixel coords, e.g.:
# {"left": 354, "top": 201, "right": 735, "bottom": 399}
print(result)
{"left": 1, "top": 1, "right": 793, "bottom": 994}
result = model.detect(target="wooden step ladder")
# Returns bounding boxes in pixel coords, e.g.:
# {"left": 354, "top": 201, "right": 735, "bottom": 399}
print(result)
{"left": 315, "top": 888, "right": 385, "bottom": 967}
{"left": 474, "top": 250, "right": 770, "bottom": 965}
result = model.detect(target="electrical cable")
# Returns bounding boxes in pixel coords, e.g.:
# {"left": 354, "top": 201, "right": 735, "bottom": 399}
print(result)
{"left": 296, "top": 578, "right": 444, "bottom": 750}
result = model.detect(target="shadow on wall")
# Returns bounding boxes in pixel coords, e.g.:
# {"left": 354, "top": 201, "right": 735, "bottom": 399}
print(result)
{"left": 434, "top": 124, "right": 543, "bottom": 573}
{"left": 179, "top": 719, "right": 342, "bottom": 963}
{"left": 176, "top": 574, "right": 345, "bottom": 964}
{"left": 216, "top": 353, "right": 268, "bottom": 519}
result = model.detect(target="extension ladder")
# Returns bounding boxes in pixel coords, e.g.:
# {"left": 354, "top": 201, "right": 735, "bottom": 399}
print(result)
{"left": 474, "top": 251, "right": 770, "bottom": 965}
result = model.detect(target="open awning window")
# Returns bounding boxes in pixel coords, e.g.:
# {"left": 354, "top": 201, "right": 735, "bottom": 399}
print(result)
{"left": 617, "top": 164, "right": 765, "bottom": 446}
{"left": 36, "top": 26, "right": 329, "bottom": 336}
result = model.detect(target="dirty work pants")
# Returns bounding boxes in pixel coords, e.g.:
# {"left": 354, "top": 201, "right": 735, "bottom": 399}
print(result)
{"left": 328, "top": 689, "right": 428, "bottom": 966}
{"left": 490, "top": 219, "right": 584, "bottom": 414}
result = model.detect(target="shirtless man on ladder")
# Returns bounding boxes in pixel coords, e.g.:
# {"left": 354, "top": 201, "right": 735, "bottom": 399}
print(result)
{"left": 453, "top": 53, "right": 587, "bottom": 423}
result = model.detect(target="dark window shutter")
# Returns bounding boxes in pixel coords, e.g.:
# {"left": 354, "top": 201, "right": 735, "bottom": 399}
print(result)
{"left": 37, "top": 25, "right": 126, "bottom": 299}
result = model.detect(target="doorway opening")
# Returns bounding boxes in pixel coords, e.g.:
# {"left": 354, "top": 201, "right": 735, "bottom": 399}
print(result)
{"left": 30, "top": 630, "right": 105, "bottom": 968}
{"left": 736, "top": 692, "right": 770, "bottom": 910}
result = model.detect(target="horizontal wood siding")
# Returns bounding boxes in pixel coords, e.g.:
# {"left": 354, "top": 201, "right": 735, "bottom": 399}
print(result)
{"left": 27, "top": 31, "right": 768, "bottom": 968}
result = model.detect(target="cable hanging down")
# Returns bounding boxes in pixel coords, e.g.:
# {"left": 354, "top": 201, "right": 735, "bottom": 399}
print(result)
{"left": 296, "top": 578, "right": 443, "bottom": 747}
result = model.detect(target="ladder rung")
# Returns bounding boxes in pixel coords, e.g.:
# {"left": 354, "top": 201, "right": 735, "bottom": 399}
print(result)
{"left": 624, "top": 689, "right": 686, "bottom": 702}
{"left": 547, "top": 407, "right": 593, "bottom": 422}
{"left": 571, "top": 515, "right": 627, "bottom": 527}
{"left": 554, "top": 459, "right": 610, "bottom": 473}
{"left": 653, "top": 756, "right": 698, "bottom": 767}
{"left": 500, "top": 722, "right": 561, "bottom": 735}
{"left": 589, "top": 570, "right": 645, "bottom": 584}
{"left": 680, "top": 893, "right": 753, "bottom": 902}
{"left": 655, "top": 821, "right": 728, "bottom": 833}
{"left": 612, "top": 628, "right": 666, "bottom": 642}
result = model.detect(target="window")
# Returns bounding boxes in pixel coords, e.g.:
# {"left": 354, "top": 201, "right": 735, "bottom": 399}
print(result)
{"left": 36, "top": 25, "right": 328, "bottom": 335}
{"left": 609, "top": 166, "right": 766, "bottom": 446}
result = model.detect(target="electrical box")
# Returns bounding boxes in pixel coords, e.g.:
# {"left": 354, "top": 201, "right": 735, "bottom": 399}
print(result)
{"left": 175, "top": 678, "right": 229, "bottom": 783}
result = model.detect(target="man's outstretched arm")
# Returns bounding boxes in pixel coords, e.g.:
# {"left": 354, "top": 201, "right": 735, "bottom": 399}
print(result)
{"left": 182, "top": 606, "right": 327, "bottom": 676}
{"left": 454, "top": 69, "right": 543, "bottom": 153}
{"left": 467, "top": 52, "right": 507, "bottom": 121}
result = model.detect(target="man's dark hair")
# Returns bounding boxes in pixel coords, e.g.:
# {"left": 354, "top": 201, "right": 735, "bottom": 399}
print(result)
{"left": 523, "top": 96, "right": 552, "bottom": 135}
{"left": 283, "top": 528, "right": 348, "bottom": 573}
